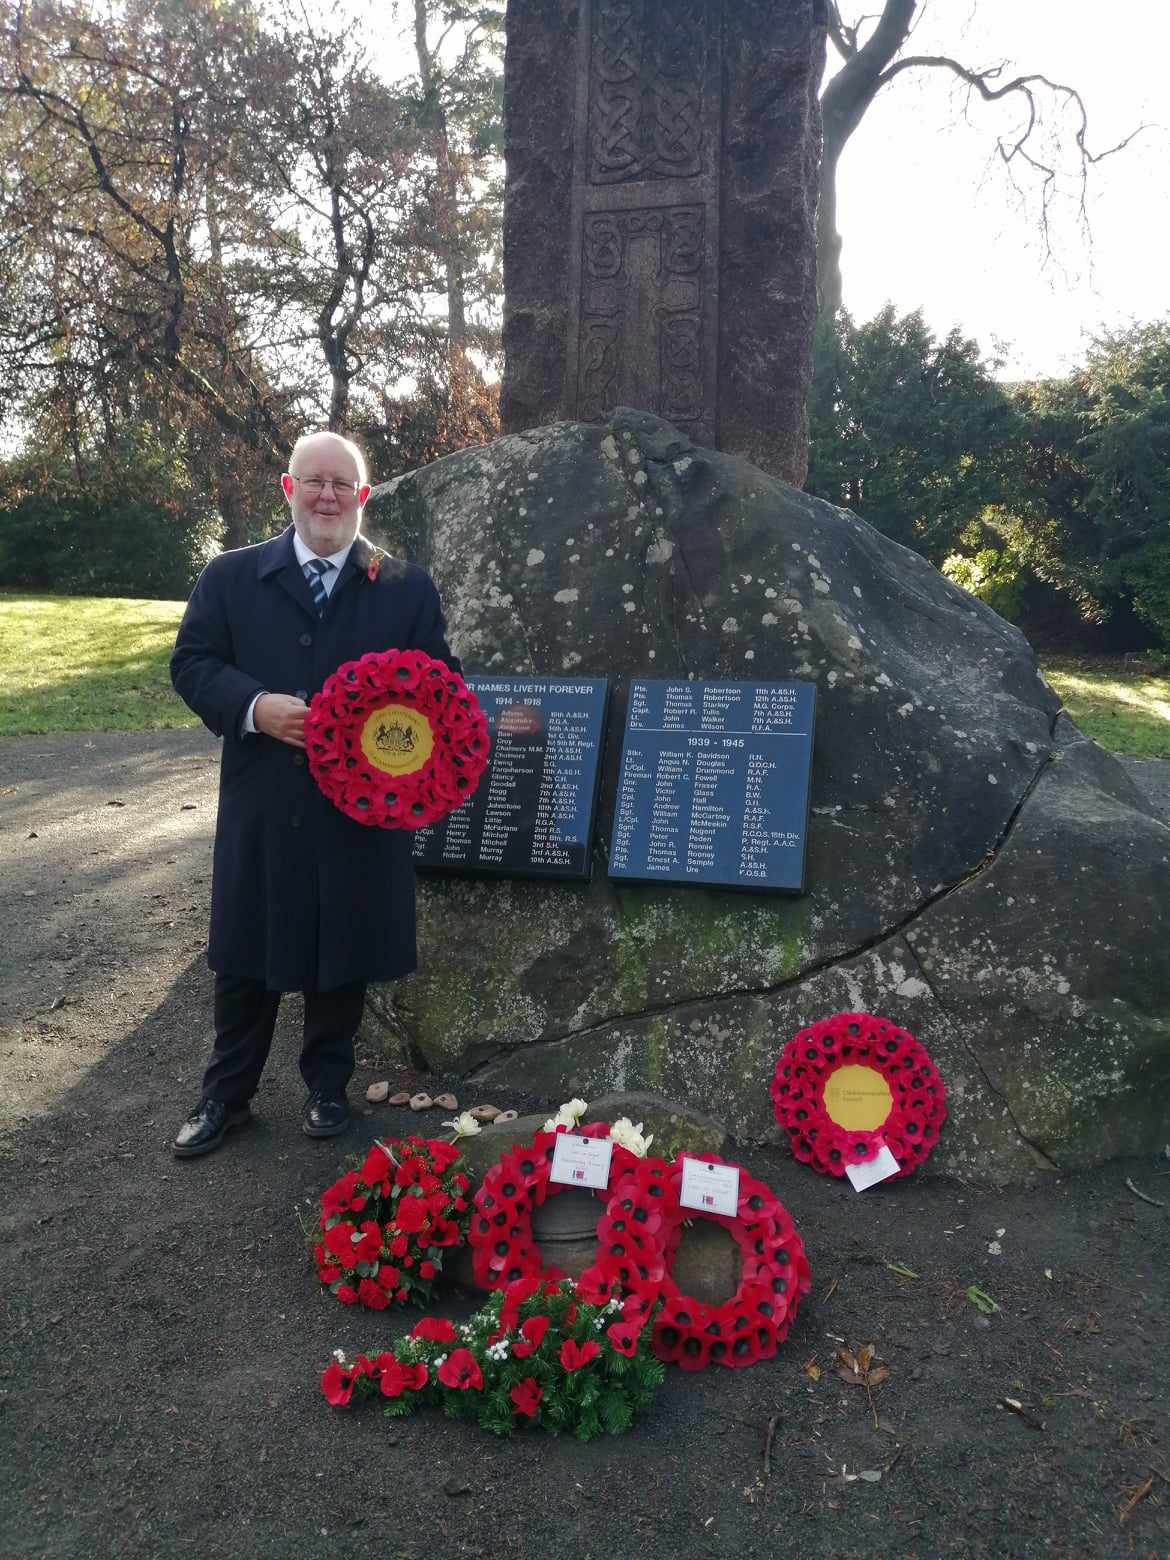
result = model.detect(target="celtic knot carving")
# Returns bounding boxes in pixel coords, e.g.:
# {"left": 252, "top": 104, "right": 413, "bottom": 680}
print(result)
{"left": 577, "top": 206, "right": 706, "bottom": 431}
{"left": 589, "top": 0, "right": 709, "bottom": 184}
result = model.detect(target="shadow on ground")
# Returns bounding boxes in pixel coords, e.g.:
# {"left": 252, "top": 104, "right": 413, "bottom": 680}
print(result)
{"left": 1, "top": 732, "right": 1168, "bottom": 1558}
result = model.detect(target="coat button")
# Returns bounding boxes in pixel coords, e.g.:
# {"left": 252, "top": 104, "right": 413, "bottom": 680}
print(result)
{"left": 299, "top": 632, "right": 312, "bottom": 647}
{"left": 295, "top": 689, "right": 308, "bottom": 700}
{"left": 293, "top": 753, "right": 305, "bottom": 766}
{"left": 290, "top": 813, "right": 303, "bottom": 829}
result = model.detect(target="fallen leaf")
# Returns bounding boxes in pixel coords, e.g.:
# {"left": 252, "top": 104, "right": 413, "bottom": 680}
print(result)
{"left": 999, "top": 1397, "right": 1045, "bottom": 1430}
{"left": 966, "top": 1284, "right": 1000, "bottom": 1315}
{"left": 866, "top": 1364, "right": 891, "bottom": 1388}
{"left": 1119, "top": 1476, "right": 1154, "bottom": 1525}
{"left": 801, "top": 1356, "right": 822, "bottom": 1382}
{"left": 857, "top": 1469, "right": 883, "bottom": 1482}
{"left": 884, "top": 1261, "right": 920, "bottom": 1279}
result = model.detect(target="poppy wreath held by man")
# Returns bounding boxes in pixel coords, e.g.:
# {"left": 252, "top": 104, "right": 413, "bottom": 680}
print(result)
{"left": 770, "top": 1011, "right": 947, "bottom": 1178}
{"left": 591, "top": 1153, "right": 812, "bottom": 1371}
{"left": 312, "top": 1136, "right": 472, "bottom": 1311}
{"left": 305, "top": 648, "right": 490, "bottom": 830}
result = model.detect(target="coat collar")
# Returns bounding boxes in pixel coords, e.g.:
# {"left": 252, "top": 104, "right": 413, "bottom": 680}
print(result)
{"left": 256, "top": 525, "right": 377, "bottom": 617}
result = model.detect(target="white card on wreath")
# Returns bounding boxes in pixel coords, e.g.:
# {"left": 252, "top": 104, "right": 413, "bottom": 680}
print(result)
{"left": 549, "top": 1132, "right": 614, "bottom": 1190}
{"left": 679, "top": 1156, "right": 741, "bottom": 1217}
{"left": 845, "top": 1143, "right": 900, "bottom": 1192}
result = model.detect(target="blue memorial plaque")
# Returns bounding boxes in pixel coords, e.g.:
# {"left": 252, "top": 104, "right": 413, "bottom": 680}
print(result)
{"left": 607, "top": 680, "right": 817, "bottom": 892}
{"left": 412, "top": 677, "right": 608, "bottom": 881}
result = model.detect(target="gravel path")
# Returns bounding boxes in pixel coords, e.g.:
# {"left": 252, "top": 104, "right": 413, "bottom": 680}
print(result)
{"left": 2, "top": 730, "right": 1168, "bottom": 1559}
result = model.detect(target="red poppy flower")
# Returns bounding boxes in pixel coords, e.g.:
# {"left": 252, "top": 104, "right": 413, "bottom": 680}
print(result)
{"left": 377, "top": 1357, "right": 426, "bottom": 1398}
{"left": 510, "top": 1378, "right": 543, "bottom": 1419}
{"left": 512, "top": 1315, "right": 550, "bottom": 1358}
{"left": 428, "top": 1217, "right": 461, "bottom": 1248}
{"left": 394, "top": 1196, "right": 428, "bottom": 1234}
{"left": 317, "top": 1263, "right": 341, "bottom": 1286}
{"left": 321, "top": 1171, "right": 365, "bottom": 1216}
{"left": 361, "top": 1145, "right": 393, "bottom": 1188}
{"left": 353, "top": 1220, "right": 383, "bottom": 1264}
{"left": 606, "top": 1322, "right": 641, "bottom": 1357}
{"left": 322, "top": 1222, "right": 358, "bottom": 1267}
{"left": 411, "top": 1316, "right": 458, "bottom": 1344}
{"left": 428, "top": 1141, "right": 461, "bottom": 1173}
{"left": 321, "top": 1361, "right": 354, "bottom": 1406}
{"left": 559, "top": 1338, "right": 600, "bottom": 1373}
{"left": 419, "top": 1260, "right": 437, "bottom": 1280}
{"left": 575, "top": 1270, "right": 616, "bottom": 1306}
{"left": 335, "top": 1284, "right": 358, "bottom": 1305}
{"left": 357, "top": 1278, "right": 389, "bottom": 1310}
{"left": 437, "top": 1349, "right": 483, "bottom": 1391}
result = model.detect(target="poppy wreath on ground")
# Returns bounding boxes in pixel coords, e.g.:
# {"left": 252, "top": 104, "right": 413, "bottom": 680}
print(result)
{"left": 305, "top": 648, "right": 489, "bottom": 829}
{"left": 319, "top": 1275, "right": 666, "bottom": 1440}
{"left": 311, "top": 1136, "right": 473, "bottom": 1310}
{"left": 769, "top": 1011, "right": 947, "bottom": 1178}
{"left": 591, "top": 1154, "right": 812, "bottom": 1371}
{"left": 468, "top": 1123, "right": 647, "bottom": 1291}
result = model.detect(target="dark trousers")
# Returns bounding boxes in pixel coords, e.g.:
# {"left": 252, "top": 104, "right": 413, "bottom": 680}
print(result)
{"left": 202, "top": 975, "right": 366, "bottom": 1106}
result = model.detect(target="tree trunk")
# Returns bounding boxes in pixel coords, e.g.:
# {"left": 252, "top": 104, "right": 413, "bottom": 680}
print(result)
{"left": 818, "top": 0, "right": 917, "bottom": 317}
{"left": 816, "top": 142, "right": 844, "bottom": 319}
{"left": 413, "top": 0, "right": 468, "bottom": 372}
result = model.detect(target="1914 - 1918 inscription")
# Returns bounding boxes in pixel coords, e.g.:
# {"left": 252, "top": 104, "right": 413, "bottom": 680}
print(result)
{"left": 412, "top": 678, "right": 609, "bottom": 881}
{"left": 607, "top": 679, "right": 816, "bottom": 892}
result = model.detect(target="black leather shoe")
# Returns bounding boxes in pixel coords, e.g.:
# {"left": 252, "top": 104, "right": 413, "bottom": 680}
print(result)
{"left": 173, "top": 1098, "right": 251, "bottom": 1159}
{"left": 303, "top": 1092, "right": 350, "bottom": 1138}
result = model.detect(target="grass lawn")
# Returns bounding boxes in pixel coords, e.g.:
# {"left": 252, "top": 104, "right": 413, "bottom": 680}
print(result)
{"left": 0, "top": 593, "right": 196, "bottom": 736}
{"left": 1, "top": 594, "right": 1168, "bottom": 756}
{"left": 1043, "top": 654, "right": 1170, "bottom": 759}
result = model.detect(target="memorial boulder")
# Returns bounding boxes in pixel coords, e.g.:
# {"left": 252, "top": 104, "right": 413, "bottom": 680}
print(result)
{"left": 364, "top": 408, "right": 1170, "bottom": 1181}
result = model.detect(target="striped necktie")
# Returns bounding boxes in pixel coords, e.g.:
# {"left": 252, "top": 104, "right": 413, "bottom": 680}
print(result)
{"left": 303, "top": 557, "right": 334, "bottom": 616}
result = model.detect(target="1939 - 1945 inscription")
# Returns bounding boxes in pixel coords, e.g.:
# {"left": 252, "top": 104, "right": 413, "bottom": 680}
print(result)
{"left": 607, "top": 679, "right": 817, "bottom": 892}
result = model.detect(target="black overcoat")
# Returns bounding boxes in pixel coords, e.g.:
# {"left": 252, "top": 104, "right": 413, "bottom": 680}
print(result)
{"left": 171, "top": 526, "right": 460, "bottom": 992}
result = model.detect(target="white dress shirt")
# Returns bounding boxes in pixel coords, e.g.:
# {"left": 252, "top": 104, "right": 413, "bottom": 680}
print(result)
{"left": 242, "top": 534, "right": 355, "bottom": 734}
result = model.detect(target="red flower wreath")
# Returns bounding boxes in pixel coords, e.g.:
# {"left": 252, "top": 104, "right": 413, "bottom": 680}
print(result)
{"left": 468, "top": 1123, "right": 644, "bottom": 1291}
{"left": 313, "top": 1135, "right": 473, "bottom": 1310}
{"left": 769, "top": 1011, "right": 947, "bottom": 1178}
{"left": 590, "top": 1154, "right": 812, "bottom": 1371}
{"left": 305, "top": 648, "right": 489, "bottom": 830}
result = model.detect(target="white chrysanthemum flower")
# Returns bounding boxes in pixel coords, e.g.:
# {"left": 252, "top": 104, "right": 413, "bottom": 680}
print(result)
{"left": 332, "top": 1348, "right": 346, "bottom": 1363}
{"left": 561, "top": 1097, "right": 588, "bottom": 1123}
{"left": 442, "top": 1111, "right": 482, "bottom": 1140}
{"left": 609, "top": 1117, "right": 654, "bottom": 1157}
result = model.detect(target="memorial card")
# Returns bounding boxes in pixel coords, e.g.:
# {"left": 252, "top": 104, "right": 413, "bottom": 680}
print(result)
{"left": 678, "top": 1156, "right": 741, "bottom": 1217}
{"left": 549, "top": 1132, "right": 615, "bottom": 1191}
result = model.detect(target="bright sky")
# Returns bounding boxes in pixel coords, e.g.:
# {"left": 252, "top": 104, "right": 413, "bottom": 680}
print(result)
{"left": 365, "top": 0, "right": 1167, "bottom": 383}
{"left": 832, "top": 0, "right": 1169, "bottom": 378}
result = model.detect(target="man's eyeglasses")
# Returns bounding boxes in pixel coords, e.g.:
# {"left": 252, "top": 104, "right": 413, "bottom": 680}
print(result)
{"left": 291, "top": 476, "right": 358, "bottom": 498}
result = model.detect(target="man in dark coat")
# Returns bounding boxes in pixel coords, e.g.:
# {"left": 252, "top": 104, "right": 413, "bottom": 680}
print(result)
{"left": 170, "top": 431, "right": 459, "bottom": 1157}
